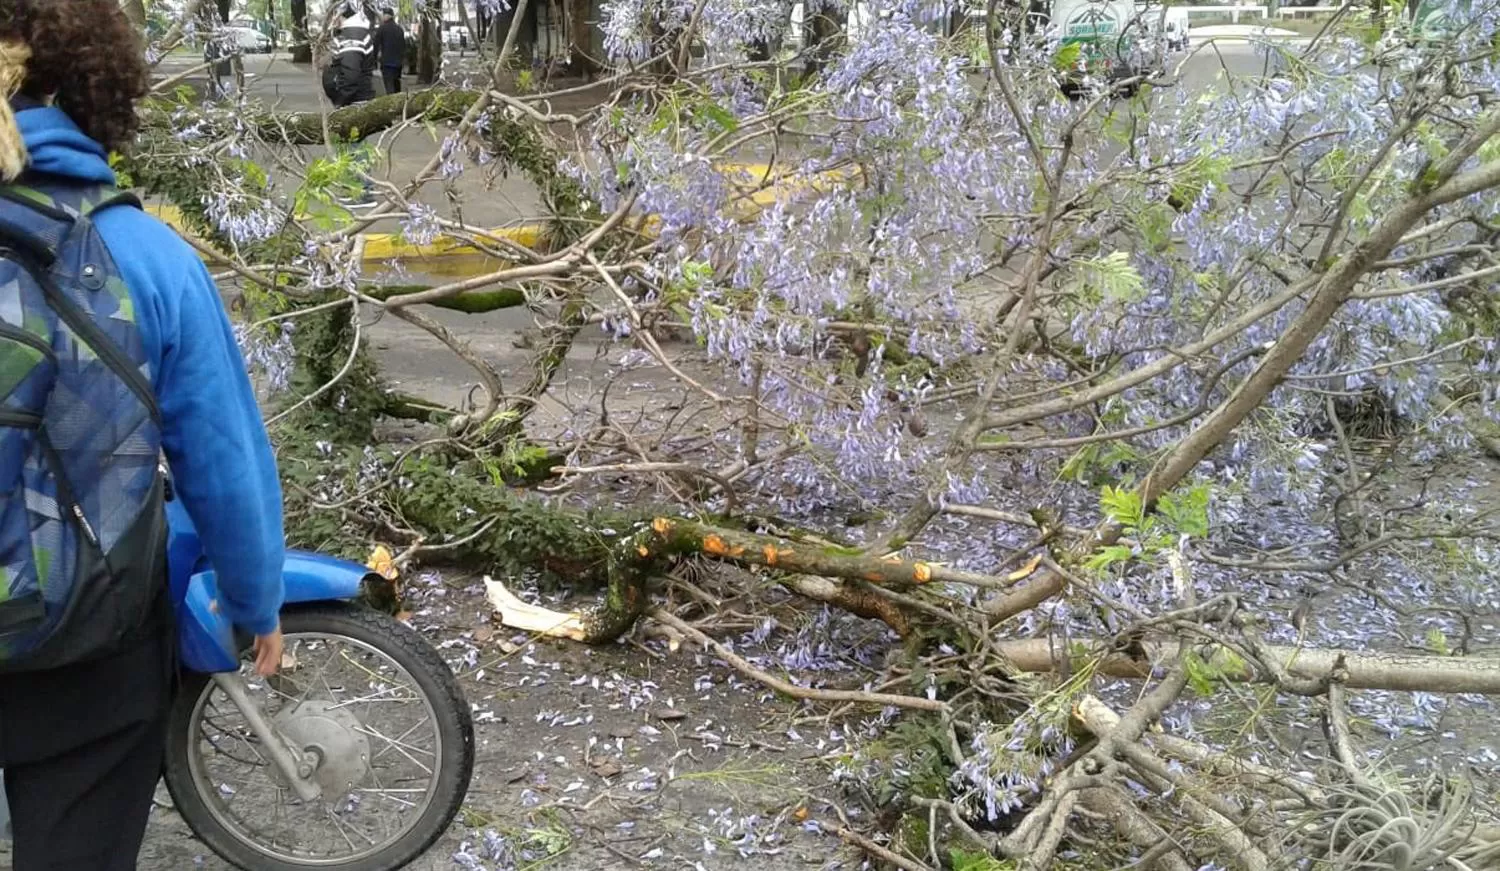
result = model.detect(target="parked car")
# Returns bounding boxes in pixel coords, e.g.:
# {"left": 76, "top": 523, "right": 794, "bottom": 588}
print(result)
{"left": 227, "top": 25, "right": 274, "bottom": 54}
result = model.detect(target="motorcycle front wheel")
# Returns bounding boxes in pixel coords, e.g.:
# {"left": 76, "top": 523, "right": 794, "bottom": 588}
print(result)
{"left": 163, "top": 604, "right": 475, "bottom": 871}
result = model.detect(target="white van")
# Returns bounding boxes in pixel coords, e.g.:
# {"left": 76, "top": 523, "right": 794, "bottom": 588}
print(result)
{"left": 1162, "top": 7, "right": 1189, "bottom": 50}
{"left": 1134, "top": 4, "right": 1189, "bottom": 50}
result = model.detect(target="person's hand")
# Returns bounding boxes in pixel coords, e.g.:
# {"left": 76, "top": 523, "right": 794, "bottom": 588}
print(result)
{"left": 253, "top": 626, "right": 285, "bottom": 676}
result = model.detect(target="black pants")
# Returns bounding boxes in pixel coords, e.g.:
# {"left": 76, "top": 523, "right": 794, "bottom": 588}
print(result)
{"left": 382, "top": 65, "right": 403, "bottom": 95}
{"left": 0, "top": 601, "right": 175, "bottom": 870}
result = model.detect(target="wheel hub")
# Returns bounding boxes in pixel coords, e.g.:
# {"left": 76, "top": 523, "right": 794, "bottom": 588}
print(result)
{"left": 272, "top": 700, "right": 371, "bottom": 798}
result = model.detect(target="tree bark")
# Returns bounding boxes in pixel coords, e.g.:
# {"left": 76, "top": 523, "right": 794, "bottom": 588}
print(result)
{"left": 418, "top": 0, "right": 443, "bottom": 83}
{"left": 291, "top": 0, "right": 312, "bottom": 63}
{"left": 120, "top": 0, "right": 147, "bottom": 31}
{"left": 486, "top": 514, "right": 1029, "bottom": 643}
{"left": 994, "top": 638, "right": 1500, "bottom": 695}
{"left": 365, "top": 284, "right": 528, "bottom": 314}
{"left": 802, "top": 2, "right": 847, "bottom": 78}
{"left": 498, "top": 0, "right": 535, "bottom": 66}
{"left": 456, "top": 0, "right": 479, "bottom": 51}
{"left": 248, "top": 87, "right": 481, "bottom": 143}
{"left": 566, "top": 0, "right": 599, "bottom": 78}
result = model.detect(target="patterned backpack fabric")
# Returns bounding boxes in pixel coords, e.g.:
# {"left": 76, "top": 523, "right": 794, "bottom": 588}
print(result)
{"left": 0, "top": 176, "right": 167, "bottom": 672}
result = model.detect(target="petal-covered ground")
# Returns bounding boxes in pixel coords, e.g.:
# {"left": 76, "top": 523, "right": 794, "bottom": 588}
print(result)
{"left": 134, "top": 572, "right": 889, "bottom": 870}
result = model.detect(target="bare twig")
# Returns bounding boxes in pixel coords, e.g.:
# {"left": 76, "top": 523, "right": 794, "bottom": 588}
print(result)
{"left": 650, "top": 608, "right": 949, "bottom": 713}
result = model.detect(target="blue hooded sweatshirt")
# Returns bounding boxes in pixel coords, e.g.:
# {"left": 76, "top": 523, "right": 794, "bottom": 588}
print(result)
{"left": 17, "top": 106, "right": 286, "bottom": 636}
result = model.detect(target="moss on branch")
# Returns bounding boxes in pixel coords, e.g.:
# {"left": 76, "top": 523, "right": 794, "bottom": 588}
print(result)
{"left": 278, "top": 424, "right": 976, "bottom": 644}
{"left": 364, "top": 283, "right": 528, "bottom": 313}
{"left": 251, "top": 89, "right": 484, "bottom": 145}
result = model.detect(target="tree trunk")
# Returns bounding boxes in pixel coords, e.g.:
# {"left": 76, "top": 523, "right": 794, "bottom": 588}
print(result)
{"left": 418, "top": 0, "right": 443, "bottom": 84}
{"left": 492, "top": 0, "right": 535, "bottom": 67}
{"left": 566, "top": 0, "right": 599, "bottom": 78}
{"left": 291, "top": 0, "right": 312, "bottom": 63}
{"left": 455, "top": 0, "right": 478, "bottom": 52}
{"left": 120, "top": 0, "right": 147, "bottom": 31}
{"left": 244, "top": 87, "right": 482, "bottom": 143}
{"left": 218, "top": 0, "right": 233, "bottom": 22}
{"left": 803, "top": 2, "right": 846, "bottom": 78}
{"left": 646, "top": 18, "right": 682, "bottom": 83}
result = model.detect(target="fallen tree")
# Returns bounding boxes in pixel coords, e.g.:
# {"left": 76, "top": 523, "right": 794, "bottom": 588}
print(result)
{"left": 136, "top": 0, "right": 1500, "bottom": 866}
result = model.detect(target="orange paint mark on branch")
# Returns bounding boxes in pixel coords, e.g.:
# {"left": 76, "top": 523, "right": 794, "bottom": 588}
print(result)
{"left": 703, "top": 534, "right": 729, "bottom": 556}
{"left": 636, "top": 545, "right": 650, "bottom": 557}
{"left": 913, "top": 563, "right": 932, "bottom": 583}
{"left": 763, "top": 545, "right": 779, "bottom": 566}
{"left": 652, "top": 517, "right": 673, "bottom": 535}
{"left": 1009, "top": 554, "right": 1044, "bottom": 582}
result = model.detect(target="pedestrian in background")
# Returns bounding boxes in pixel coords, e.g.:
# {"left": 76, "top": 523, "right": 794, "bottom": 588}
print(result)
{"left": 375, "top": 8, "right": 405, "bottom": 95}
{"left": 329, "top": 2, "right": 375, "bottom": 107}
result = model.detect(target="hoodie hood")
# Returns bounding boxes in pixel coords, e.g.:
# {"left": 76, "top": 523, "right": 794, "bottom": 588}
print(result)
{"left": 14, "top": 105, "right": 117, "bottom": 186}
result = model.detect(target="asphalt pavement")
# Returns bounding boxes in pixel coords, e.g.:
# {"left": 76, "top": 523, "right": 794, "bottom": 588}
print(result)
{"left": 149, "top": 38, "right": 1281, "bottom": 226}
{"left": 156, "top": 34, "right": 1282, "bottom": 115}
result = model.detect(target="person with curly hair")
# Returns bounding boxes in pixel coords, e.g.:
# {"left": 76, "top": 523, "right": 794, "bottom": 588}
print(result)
{"left": 0, "top": 2, "right": 287, "bottom": 868}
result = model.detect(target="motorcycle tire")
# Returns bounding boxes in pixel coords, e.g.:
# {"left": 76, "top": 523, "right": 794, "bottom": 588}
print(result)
{"left": 163, "top": 603, "right": 475, "bottom": 871}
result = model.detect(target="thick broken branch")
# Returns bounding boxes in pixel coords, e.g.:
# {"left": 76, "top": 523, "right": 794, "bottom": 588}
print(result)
{"left": 261, "top": 88, "right": 481, "bottom": 144}
{"left": 646, "top": 517, "right": 1021, "bottom": 592}
{"left": 996, "top": 638, "right": 1500, "bottom": 694}
{"left": 364, "top": 283, "right": 528, "bottom": 314}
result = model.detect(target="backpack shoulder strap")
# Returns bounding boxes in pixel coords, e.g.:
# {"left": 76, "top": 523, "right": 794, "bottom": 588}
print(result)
{"left": 0, "top": 186, "right": 76, "bottom": 266}
{"left": 0, "top": 178, "right": 140, "bottom": 265}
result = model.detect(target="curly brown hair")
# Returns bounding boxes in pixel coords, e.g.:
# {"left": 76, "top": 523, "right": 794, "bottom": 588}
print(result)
{"left": 0, "top": 0, "right": 150, "bottom": 153}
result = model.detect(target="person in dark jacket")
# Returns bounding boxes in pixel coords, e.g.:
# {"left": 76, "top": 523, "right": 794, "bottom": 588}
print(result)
{"left": 0, "top": 2, "right": 286, "bottom": 868}
{"left": 327, "top": 2, "right": 375, "bottom": 107}
{"left": 375, "top": 8, "right": 405, "bottom": 95}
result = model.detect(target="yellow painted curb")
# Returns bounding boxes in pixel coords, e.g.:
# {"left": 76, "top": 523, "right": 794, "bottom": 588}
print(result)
{"left": 145, "top": 162, "right": 850, "bottom": 265}
{"left": 146, "top": 203, "right": 548, "bottom": 262}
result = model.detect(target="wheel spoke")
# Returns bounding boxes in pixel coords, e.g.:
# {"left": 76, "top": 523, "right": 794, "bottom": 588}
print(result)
{"left": 180, "top": 626, "right": 446, "bottom": 864}
{"left": 354, "top": 722, "right": 435, "bottom": 774}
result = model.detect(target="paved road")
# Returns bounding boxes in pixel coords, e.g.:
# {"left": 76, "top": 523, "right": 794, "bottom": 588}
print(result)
{"left": 149, "top": 39, "right": 1282, "bottom": 227}
{"left": 157, "top": 36, "right": 1285, "bottom": 112}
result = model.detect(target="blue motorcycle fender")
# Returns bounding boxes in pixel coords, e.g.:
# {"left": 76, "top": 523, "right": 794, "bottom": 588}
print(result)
{"left": 281, "top": 549, "right": 370, "bottom": 603}
{"left": 178, "top": 571, "right": 240, "bottom": 674}
{"left": 176, "top": 551, "right": 375, "bottom": 674}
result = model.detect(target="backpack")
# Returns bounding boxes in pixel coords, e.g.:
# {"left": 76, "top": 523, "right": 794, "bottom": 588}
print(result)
{"left": 0, "top": 176, "right": 168, "bottom": 672}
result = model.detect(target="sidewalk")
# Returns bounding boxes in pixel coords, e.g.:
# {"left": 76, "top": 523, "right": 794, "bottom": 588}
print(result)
{"left": 1189, "top": 23, "right": 1314, "bottom": 42}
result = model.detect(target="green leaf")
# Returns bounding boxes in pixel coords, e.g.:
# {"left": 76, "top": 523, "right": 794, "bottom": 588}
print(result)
{"left": 1481, "top": 135, "right": 1500, "bottom": 165}
{"left": 1078, "top": 251, "right": 1146, "bottom": 302}
{"left": 1168, "top": 153, "right": 1231, "bottom": 208}
{"left": 695, "top": 101, "right": 739, "bottom": 134}
{"left": 1158, "top": 484, "right": 1210, "bottom": 538}
{"left": 1084, "top": 544, "right": 1135, "bottom": 572}
{"left": 1184, "top": 651, "right": 1216, "bottom": 697}
{"left": 950, "top": 849, "right": 1013, "bottom": 871}
{"left": 1136, "top": 202, "right": 1175, "bottom": 251}
{"left": 1053, "top": 42, "right": 1082, "bottom": 71}
{"left": 1101, "top": 485, "right": 1144, "bottom": 529}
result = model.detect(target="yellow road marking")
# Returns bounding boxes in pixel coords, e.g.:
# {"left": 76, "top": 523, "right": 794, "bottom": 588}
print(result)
{"left": 146, "top": 162, "right": 850, "bottom": 265}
